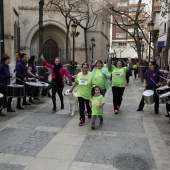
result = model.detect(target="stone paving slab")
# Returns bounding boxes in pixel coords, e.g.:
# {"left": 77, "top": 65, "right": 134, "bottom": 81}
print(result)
{"left": 0, "top": 128, "right": 57, "bottom": 157}
{"left": 0, "top": 163, "right": 24, "bottom": 170}
{"left": 17, "top": 112, "right": 72, "bottom": 128}
{"left": 74, "top": 135, "right": 156, "bottom": 169}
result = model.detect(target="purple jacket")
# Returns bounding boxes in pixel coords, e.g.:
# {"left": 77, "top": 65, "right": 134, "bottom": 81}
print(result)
{"left": 144, "top": 69, "right": 163, "bottom": 87}
{"left": 16, "top": 60, "right": 28, "bottom": 81}
{"left": 0, "top": 62, "right": 10, "bottom": 85}
{"left": 28, "top": 63, "right": 37, "bottom": 78}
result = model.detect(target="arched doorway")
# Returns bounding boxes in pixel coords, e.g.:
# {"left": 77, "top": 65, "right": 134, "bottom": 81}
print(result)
{"left": 42, "top": 39, "right": 58, "bottom": 64}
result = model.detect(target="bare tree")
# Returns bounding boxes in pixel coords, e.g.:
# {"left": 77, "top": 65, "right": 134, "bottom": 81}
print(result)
{"left": 103, "top": 0, "right": 151, "bottom": 63}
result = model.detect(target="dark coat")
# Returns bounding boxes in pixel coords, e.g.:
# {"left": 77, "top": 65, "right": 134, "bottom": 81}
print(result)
{"left": 16, "top": 60, "right": 28, "bottom": 81}
{"left": 0, "top": 62, "right": 10, "bottom": 85}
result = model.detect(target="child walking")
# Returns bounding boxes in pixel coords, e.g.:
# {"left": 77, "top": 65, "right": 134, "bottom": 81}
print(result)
{"left": 89, "top": 85, "right": 105, "bottom": 130}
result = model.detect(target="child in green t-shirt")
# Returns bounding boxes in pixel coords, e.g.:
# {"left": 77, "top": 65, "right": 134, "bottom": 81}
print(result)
{"left": 89, "top": 85, "right": 105, "bottom": 130}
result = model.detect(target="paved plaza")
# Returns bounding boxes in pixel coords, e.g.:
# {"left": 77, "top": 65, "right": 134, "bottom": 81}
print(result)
{"left": 0, "top": 78, "right": 170, "bottom": 170}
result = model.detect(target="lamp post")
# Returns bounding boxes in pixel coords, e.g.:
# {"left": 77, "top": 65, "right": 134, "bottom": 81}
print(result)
{"left": 91, "top": 37, "right": 95, "bottom": 63}
{"left": 71, "top": 22, "right": 79, "bottom": 76}
{"left": 141, "top": 44, "right": 144, "bottom": 59}
{"left": 0, "top": 0, "right": 4, "bottom": 57}
{"left": 147, "top": 20, "right": 154, "bottom": 62}
{"left": 139, "top": 37, "right": 143, "bottom": 60}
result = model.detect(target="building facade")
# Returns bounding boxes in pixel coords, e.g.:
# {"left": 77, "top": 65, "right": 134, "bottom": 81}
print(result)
{"left": 1, "top": 0, "right": 109, "bottom": 72}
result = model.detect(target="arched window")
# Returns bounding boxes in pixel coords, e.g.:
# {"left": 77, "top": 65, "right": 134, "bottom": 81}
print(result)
{"left": 42, "top": 39, "right": 58, "bottom": 64}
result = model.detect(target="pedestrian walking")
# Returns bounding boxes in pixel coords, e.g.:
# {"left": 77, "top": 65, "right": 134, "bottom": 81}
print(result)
{"left": 108, "top": 57, "right": 132, "bottom": 114}
{"left": 133, "top": 62, "right": 138, "bottom": 79}
{"left": 126, "top": 60, "right": 132, "bottom": 85}
{"left": 70, "top": 62, "right": 95, "bottom": 126}
{"left": 40, "top": 54, "right": 74, "bottom": 112}
{"left": 89, "top": 85, "right": 105, "bottom": 130}
{"left": 137, "top": 61, "right": 163, "bottom": 114}
{"left": 92, "top": 60, "right": 110, "bottom": 96}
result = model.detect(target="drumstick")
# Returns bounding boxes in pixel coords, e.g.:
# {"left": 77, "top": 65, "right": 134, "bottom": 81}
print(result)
{"left": 16, "top": 78, "right": 25, "bottom": 83}
{"left": 150, "top": 78, "right": 157, "bottom": 85}
{"left": 159, "top": 75, "right": 168, "bottom": 81}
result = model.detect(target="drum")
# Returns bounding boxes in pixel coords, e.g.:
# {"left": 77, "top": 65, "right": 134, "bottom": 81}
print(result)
{"left": 0, "top": 93, "right": 4, "bottom": 109}
{"left": 159, "top": 92, "right": 170, "bottom": 103}
{"left": 156, "top": 86, "right": 170, "bottom": 96}
{"left": 25, "top": 82, "right": 42, "bottom": 97}
{"left": 7, "top": 84, "right": 25, "bottom": 98}
{"left": 36, "top": 81, "right": 49, "bottom": 98}
{"left": 143, "top": 90, "right": 154, "bottom": 105}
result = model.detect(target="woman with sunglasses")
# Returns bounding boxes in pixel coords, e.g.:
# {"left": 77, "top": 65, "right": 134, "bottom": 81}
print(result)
{"left": 70, "top": 62, "right": 95, "bottom": 126}
{"left": 137, "top": 61, "right": 163, "bottom": 114}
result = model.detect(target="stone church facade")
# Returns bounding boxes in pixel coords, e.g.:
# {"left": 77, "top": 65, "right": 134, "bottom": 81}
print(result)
{"left": 2, "top": 0, "right": 109, "bottom": 71}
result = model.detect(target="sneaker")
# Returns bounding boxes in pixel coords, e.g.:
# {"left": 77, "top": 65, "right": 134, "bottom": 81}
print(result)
{"left": 88, "top": 113, "right": 91, "bottom": 119}
{"left": 91, "top": 123, "right": 95, "bottom": 130}
{"left": 16, "top": 106, "right": 24, "bottom": 110}
{"left": 137, "top": 108, "right": 143, "bottom": 111}
{"left": 114, "top": 110, "right": 118, "bottom": 114}
{"left": 0, "top": 111, "right": 5, "bottom": 116}
{"left": 155, "top": 110, "right": 159, "bottom": 114}
{"left": 79, "top": 119, "right": 85, "bottom": 126}
{"left": 52, "top": 106, "right": 57, "bottom": 112}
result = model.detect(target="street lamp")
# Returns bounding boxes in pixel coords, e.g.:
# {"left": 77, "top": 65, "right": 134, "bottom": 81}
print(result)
{"left": 120, "top": 49, "right": 123, "bottom": 58}
{"left": 71, "top": 22, "right": 80, "bottom": 76}
{"left": 141, "top": 44, "right": 144, "bottom": 59}
{"left": 147, "top": 20, "right": 154, "bottom": 62}
{"left": 91, "top": 37, "right": 95, "bottom": 63}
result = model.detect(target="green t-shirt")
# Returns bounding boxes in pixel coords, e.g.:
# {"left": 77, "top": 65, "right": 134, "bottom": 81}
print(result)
{"left": 111, "top": 67, "right": 127, "bottom": 87}
{"left": 90, "top": 95, "right": 105, "bottom": 116}
{"left": 133, "top": 64, "right": 138, "bottom": 69}
{"left": 94, "top": 69, "right": 105, "bottom": 90}
{"left": 75, "top": 72, "right": 94, "bottom": 100}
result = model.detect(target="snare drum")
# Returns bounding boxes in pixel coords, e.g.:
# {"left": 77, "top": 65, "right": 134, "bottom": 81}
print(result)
{"left": 156, "top": 86, "right": 170, "bottom": 96}
{"left": 0, "top": 93, "right": 4, "bottom": 109}
{"left": 25, "top": 82, "right": 42, "bottom": 97}
{"left": 143, "top": 90, "right": 154, "bottom": 105}
{"left": 159, "top": 92, "right": 170, "bottom": 103}
{"left": 36, "top": 81, "right": 49, "bottom": 98}
{"left": 7, "top": 84, "right": 25, "bottom": 98}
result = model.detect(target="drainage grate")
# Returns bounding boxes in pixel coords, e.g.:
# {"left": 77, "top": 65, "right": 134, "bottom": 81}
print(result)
{"left": 113, "top": 154, "right": 152, "bottom": 170}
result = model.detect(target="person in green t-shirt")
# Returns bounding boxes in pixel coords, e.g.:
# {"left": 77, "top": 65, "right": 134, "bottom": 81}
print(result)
{"left": 70, "top": 62, "right": 95, "bottom": 126}
{"left": 89, "top": 85, "right": 105, "bottom": 130}
{"left": 92, "top": 60, "right": 111, "bottom": 96}
{"left": 108, "top": 57, "right": 132, "bottom": 114}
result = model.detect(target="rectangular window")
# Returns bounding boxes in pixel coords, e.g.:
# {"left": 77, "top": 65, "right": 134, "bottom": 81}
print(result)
{"left": 116, "top": 33, "right": 126, "bottom": 38}
{"left": 117, "top": 2, "right": 127, "bottom": 7}
{"left": 118, "top": 43, "right": 127, "bottom": 47}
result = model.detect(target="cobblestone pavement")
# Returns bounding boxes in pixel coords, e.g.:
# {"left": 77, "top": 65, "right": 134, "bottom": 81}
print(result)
{"left": 0, "top": 77, "right": 170, "bottom": 170}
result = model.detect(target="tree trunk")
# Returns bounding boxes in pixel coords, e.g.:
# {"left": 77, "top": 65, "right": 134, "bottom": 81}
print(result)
{"left": 66, "top": 25, "right": 69, "bottom": 62}
{"left": 84, "top": 28, "right": 88, "bottom": 62}
{"left": 39, "top": 0, "right": 44, "bottom": 59}
{"left": 164, "top": 26, "right": 170, "bottom": 70}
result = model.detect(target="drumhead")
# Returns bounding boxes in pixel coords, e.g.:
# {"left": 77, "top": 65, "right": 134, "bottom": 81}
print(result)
{"left": 25, "top": 82, "right": 42, "bottom": 87}
{"left": 8, "top": 84, "right": 24, "bottom": 87}
{"left": 143, "top": 90, "right": 154, "bottom": 96}
{"left": 36, "top": 81, "right": 49, "bottom": 87}
{"left": 0, "top": 93, "right": 3, "bottom": 98}
{"left": 157, "top": 86, "right": 170, "bottom": 90}
{"left": 160, "top": 92, "right": 170, "bottom": 98}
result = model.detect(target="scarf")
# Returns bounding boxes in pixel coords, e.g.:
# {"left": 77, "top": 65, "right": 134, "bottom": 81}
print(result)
{"left": 54, "top": 64, "right": 63, "bottom": 87}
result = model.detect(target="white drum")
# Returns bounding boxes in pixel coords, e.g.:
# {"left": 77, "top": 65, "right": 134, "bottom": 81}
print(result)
{"left": 143, "top": 90, "right": 154, "bottom": 105}
{"left": 25, "top": 82, "right": 42, "bottom": 97}
{"left": 159, "top": 92, "right": 170, "bottom": 104}
{"left": 36, "top": 81, "right": 49, "bottom": 98}
{"left": 156, "top": 86, "right": 170, "bottom": 96}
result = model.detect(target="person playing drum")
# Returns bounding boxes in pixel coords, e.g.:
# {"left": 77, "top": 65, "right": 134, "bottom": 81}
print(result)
{"left": 137, "top": 61, "right": 163, "bottom": 114}
{"left": 27, "top": 55, "right": 38, "bottom": 103}
{"left": 0, "top": 55, "right": 15, "bottom": 116}
{"left": 16, "top": 53, "right": 29, "bottom": 109}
